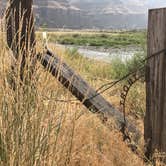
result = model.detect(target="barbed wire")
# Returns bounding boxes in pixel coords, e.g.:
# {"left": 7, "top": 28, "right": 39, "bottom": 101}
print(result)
{"left": 42, "top": 48, "right": 166, "bottom": 103}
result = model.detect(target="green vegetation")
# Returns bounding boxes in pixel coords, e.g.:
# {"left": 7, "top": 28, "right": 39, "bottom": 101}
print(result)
{"left": 110, "top": 52, "right": 146, "bottom": 79}
{"left": 47, "top": 30, "right": 146, "bottom": 48}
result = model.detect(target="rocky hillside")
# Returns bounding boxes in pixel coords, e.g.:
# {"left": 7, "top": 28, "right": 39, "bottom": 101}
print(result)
{"left": 33, "top": 0, "right": 87, "bottom": 29}
{"left": 69, "top": 0, "right": 147, "bottom": 29}
{"left": 1, "top": 0, "right": 148, "bottom": 29}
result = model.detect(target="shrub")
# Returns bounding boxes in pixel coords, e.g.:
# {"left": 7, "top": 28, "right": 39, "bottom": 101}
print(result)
{"left": 110, "top": 52, "right": 146, "bottom": 79}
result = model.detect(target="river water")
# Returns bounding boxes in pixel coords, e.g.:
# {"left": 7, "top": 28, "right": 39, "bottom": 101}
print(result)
{"left": 63, "top": 45, "right": 143, "bottom": 63}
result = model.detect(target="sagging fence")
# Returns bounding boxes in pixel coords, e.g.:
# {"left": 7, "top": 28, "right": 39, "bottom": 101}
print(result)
{"left": 3, "top": 0, "right": 166, "bottom": 163}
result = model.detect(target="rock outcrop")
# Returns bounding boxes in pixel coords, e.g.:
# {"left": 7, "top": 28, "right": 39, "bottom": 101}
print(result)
{"left": 1, "top": 0, "right": 148, "bottom": 29}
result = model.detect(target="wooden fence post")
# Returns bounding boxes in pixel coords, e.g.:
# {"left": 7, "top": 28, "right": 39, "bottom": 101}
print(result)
{"left": 6, "top": 0, "right": 35, "bottom": 81}
{"left": 145, "top": 8, "right": 166, "bottom": 161}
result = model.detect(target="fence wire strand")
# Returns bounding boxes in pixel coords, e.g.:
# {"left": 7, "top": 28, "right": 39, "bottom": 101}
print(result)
{"left": 42, "top": 48, "right": 166, "bottom": 103}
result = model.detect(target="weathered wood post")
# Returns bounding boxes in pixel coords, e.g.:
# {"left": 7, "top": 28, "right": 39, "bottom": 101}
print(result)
{"left": 145, "top": 8, "right": 166, "bottom": 161}
{"left": 6, "top": 0, "right": 35, "bottom": 81}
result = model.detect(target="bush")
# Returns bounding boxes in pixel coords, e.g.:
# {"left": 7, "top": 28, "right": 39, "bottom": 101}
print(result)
{"left": 110, "top": 56, "right": 128, "bottom": 79}
{"left": 110, "top": 52, "right": 146, "bottom": 118}
{"left": 110, "top": 52, "right": 146, "bottom": 79}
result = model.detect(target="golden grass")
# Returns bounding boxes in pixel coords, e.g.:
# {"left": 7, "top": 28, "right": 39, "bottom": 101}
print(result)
{"left": 0, "top": 28, "right": 148, "bottom": 166}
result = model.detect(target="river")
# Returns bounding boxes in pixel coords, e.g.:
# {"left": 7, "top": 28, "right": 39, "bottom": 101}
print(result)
{"left": 63, "top": 45, "right": 143, "bottom": 63}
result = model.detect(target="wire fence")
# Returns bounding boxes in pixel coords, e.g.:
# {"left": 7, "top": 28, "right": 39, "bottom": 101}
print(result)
{"left": 41, "top": 48, "right": 166, "bottom": 103}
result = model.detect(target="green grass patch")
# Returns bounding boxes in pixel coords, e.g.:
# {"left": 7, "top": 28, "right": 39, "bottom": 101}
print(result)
{"left": 110, "top": 52, "right": 146, "bottom": 79}
{"left": 47, "top": 31, "right": 146, "bottom": 48}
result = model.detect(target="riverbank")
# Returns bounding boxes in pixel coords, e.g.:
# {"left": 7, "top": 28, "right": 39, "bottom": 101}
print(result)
{"left": 37, "top": 30, "right": 146, "bottom": 49}
{"left": 62, "top": 44, "right": 144, "bottom": 63}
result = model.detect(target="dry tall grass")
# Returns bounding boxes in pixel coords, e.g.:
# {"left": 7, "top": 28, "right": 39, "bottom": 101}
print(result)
{"left": 0, "top": 19, "right": 147, "bottom": 165}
